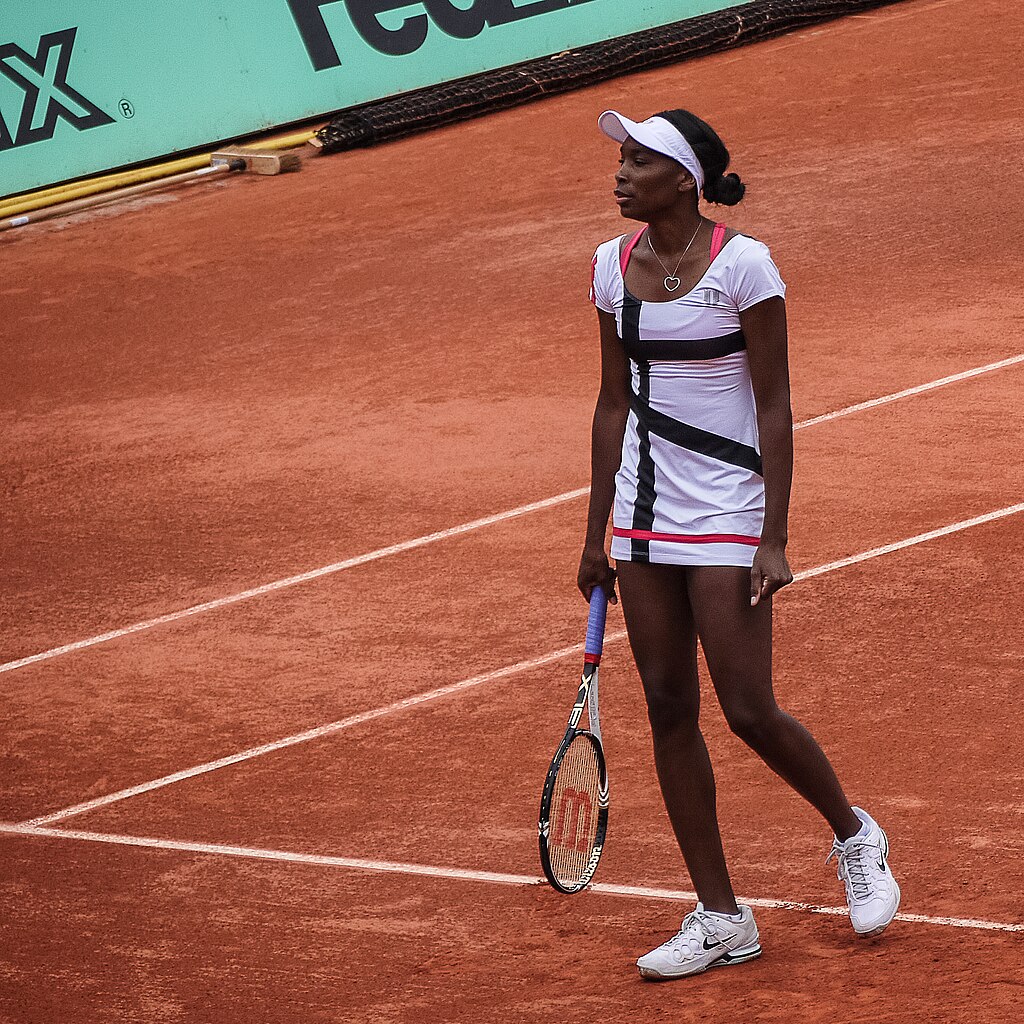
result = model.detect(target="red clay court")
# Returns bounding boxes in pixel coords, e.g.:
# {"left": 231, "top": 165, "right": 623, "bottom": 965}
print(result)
{"left": 1, "top": 0, "right": 1022, "bottom": 1020}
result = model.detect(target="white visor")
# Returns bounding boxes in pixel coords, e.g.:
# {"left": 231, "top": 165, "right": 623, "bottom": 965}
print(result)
{"left": 598, "top": 110, "right": 705, "bottom": 196}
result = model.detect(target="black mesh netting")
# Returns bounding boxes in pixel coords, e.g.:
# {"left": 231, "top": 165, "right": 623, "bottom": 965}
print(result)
{"left": 316, "top": 0, "right": 904, "bottom": 153}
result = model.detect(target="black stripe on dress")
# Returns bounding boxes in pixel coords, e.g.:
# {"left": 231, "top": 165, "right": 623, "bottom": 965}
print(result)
{"left": 630, "top": 394, "right": 764, "bottom": 476}
{"left": 619, "top": 285, "right": 746, "bottom": 362}
{"left": 620, "top": 329, "right": 746, "bottom": 363}
{"left": 621, "top": 292, "right": 655, "bottom": 561}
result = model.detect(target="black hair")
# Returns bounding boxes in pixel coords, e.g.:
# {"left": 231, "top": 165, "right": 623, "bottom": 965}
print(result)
{"left": 653, "top": 109, "right": 746, "bottom": 206}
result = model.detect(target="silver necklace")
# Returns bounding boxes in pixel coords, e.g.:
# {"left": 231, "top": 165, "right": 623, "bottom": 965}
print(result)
{"left": 647, "top": 221, "right": 703, "bottom": 292}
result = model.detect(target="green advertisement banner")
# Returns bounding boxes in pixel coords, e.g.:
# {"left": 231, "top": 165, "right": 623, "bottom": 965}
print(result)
{"left": 0, "top": 1, "right": 743, "bottom": 198}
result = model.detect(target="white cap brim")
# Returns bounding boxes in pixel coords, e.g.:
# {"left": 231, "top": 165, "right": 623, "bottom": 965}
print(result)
{"left": 598, "top": 110, "right": 649, "bottom": 147}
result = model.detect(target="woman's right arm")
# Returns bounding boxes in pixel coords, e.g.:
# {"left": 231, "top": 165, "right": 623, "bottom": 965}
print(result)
{"left": 577, "top": 308, "right": 631, "bottom": 603}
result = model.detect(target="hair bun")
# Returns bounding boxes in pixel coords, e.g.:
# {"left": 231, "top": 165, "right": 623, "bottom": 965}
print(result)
{"left": 703, "top": 172, "right": 745, "bottom": 206}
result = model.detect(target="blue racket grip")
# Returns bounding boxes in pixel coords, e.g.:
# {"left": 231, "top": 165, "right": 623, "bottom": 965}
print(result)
{"left": 584, "top": 586, "right": 608, "bottom": 663}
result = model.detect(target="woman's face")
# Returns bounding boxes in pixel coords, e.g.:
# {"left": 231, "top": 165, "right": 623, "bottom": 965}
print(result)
{"left": 613, "top": 137, "right": 693, "bottom": 220}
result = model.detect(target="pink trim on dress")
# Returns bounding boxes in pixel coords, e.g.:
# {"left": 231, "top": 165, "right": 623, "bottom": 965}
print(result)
{"left": 612, "top": 527, "right": 760, "bottom": 546}
{"left": 710, "top": 222, "right": 727, "bottom": 262}
{"left": 619, "top": 229, "right": 646, "bottom": 277}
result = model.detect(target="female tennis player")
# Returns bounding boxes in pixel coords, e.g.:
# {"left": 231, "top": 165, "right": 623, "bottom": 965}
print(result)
{"left": 577, "top": 109, "right": 900, "bottom": 979}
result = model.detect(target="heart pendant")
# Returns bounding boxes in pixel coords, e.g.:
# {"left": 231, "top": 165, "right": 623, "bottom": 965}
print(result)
{"left": 664, "top": 276, "right": 681, "bottom": 292}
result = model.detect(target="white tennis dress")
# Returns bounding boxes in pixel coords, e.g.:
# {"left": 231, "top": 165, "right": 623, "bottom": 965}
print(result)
{"left": 590, "top": 225, "right": 786, "bottom": 567}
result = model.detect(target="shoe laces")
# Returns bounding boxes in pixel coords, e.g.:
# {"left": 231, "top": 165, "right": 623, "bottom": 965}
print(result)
{"left": 662, "top": 909, "right": 732, "bottom": 959}
{"left": 826, "top": 835, "right": 886, "bottom": 902}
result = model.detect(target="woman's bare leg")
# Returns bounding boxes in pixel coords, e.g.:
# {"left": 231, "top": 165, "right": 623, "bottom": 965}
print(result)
{"left": 686, "top": 566, "right": 861, "bottom": 841}
{"left": 617, "top": 560, "right": 740, "bottom": 914}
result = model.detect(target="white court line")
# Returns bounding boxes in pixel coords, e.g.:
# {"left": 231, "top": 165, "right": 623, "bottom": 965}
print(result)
{"left": 1, "top": 823, "right": 1020, "bottom": 934}
{"left": 796, "top": 502, "right": 1024, "bottom": 581}
{"left": 25, "top": 499, "right": 1024, "bottom": 828}
{"left": 0, "top": 489, "right": 587, "bottom": 676}
{"left": 25, "top": 642, "right": 601, "bottom": 826}
{"left": 847, "top": 0, "right": 968, "bottom": 23}
{"left": 2, "top": 353, "right": 1021, "bottom": 678}
{"left": 794, "top": 353, "right": 1024, "bottom": 429}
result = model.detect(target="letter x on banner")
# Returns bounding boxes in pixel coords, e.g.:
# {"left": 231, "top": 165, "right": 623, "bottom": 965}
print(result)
{"left": 0, "top": 27, "right": 113, "bottom": 151}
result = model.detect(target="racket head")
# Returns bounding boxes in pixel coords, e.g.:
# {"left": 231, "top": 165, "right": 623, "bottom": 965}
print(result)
{"left": 538, "top": 728, "right": 609, "bottom": 894}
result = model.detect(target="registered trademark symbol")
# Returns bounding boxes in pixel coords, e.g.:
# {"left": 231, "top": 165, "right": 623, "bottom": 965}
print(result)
{"left": 119, "top": 99, "right": 135, "bottom": 119}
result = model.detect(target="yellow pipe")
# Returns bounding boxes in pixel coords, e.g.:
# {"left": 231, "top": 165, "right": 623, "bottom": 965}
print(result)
{"left": 1, "top": 156, "right": 199, "bottom": 206}
{"left": 1, "top": 162, "right": 242, "bottom": 233}
{"left": 0, "top": 129, "right": 315, "bottom": 215}
{"left": 0, "top": 128, "right": 314, "bottom": 209}
{"left": 0, "top": 156, "right": 211, "bottom": 217}
{"left": 257, "top": 129, "right": 318, "bottom": 150}
{"left": 0, "top": 129, "right": 316, "bottom": 218}
{"left": 1, "top": 156, "right": 201, "bottom": 206}
{"left": 0, "top": 128, "right": 315, "bottom": 213}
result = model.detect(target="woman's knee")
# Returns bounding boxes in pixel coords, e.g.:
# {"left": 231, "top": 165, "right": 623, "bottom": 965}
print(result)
{"left": 642, "top": 677, "right": 700, "bottom": 736}
{"left": 723, "top": 699, "right": 782, "bottom": 747}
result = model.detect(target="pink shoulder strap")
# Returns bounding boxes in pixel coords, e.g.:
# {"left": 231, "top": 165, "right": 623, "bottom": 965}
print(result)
{"left": 709, "top": 222, "right": 727, "bottom": 262}
{"left": 619, "top": 229, "right": 646, "bottom": 276}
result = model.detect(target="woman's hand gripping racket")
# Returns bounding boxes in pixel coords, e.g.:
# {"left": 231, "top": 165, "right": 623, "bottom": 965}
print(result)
{"left": 538, "top": 586, "right": 609, "bottom": 894}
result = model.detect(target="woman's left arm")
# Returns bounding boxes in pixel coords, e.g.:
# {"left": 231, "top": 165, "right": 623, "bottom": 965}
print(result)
{"left": 741, "top": 295, "right": 795, "bottom": 606}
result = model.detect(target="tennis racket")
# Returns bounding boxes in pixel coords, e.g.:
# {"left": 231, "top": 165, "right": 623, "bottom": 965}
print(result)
{"left": 538, "top": 586, "right": 609, "bottom": 894}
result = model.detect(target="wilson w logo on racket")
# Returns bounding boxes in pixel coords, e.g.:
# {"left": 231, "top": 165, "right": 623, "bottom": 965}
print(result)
{"left": 538, "top": 587, "right": 610, "bottom": 894}
{"left": 551, "top": 787, "right": 593, "bottom": 851}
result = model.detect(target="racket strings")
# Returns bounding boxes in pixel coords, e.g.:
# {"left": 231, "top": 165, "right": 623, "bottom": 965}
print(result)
{"left": 548, "top": 735, "right": 603, "bottom": 887}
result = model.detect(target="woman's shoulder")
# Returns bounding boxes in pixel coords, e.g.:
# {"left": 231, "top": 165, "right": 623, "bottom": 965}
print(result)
{"left": 712, "top": 230, "right": 786, "bottom": 308}
{"left": 713, "top": 231, "right": 780, "bottom": 279}
{"left": 590, "top": 235, "right": 631, "bottom": 311}
{"left": 720, "top": 231, "right": 773, "bottom": 260}
{"left": 592, "top": 233, "right": 638, "bottom": 286}
{"left": 594, "top": 233, "right": 632, "bottom": 260}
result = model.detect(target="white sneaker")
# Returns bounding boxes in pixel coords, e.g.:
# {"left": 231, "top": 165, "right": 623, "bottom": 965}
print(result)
{"left": 636, "top": 903, "right": 761, "bottom": 980}
{"left": 827, "top": 806, "right": 901, "bottom": 936}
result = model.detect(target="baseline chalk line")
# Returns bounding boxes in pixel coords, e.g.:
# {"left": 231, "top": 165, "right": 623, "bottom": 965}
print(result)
{"left": 3, "top": 353, "right": 1021, "bottom": 678}
{"left": 0, "top": 489, "right": 587, "bottom": 676}
{"left": 1, "top": 823, "right": 1020, "bottom": 935}
{"left": 24, "top": 499, "right": 1024, "bottom": 827}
